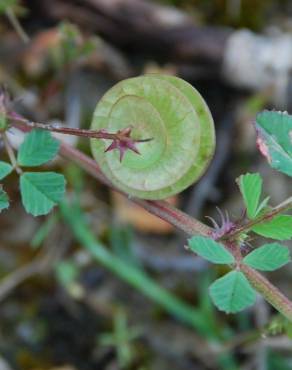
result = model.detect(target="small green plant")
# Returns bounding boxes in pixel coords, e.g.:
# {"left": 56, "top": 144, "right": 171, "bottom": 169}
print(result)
{"left": 1, "top": 78, "right": 292, "bottom": 322}
{"left": 188, "top": 168, "right": 292, "bottom": 313}
{"left": 99, "top": 309, "right": 141, "bottom": 368}
{"left": 188, "top": 110, "right": 292, "bottom": 314}
{"left": 51, "top": 21, "right": 97, "bottom": 69}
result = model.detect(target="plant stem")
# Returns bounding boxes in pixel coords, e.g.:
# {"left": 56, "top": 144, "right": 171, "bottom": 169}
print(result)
{"left": 59, "top": 141, "right": 212, "bottom": 236}
{"left": 241, "top": 264, "right": 292, "bottom": 321}
{"left": 9, "top": 114, "right": 292, "bottom": 322}
{"left": 5, "top": 7, "right": 30, "bottom": 44}
{"left": 1, "top": 132, "right": 22, "bottom": 174}
{"left": 224, "top": 198, "right": 292, "bottom": 241}
{"left": 58, "top": 143, "right": 292, "bottom": 322}
{"left": 9, "top": 113, "right": 152, "bottom": 143}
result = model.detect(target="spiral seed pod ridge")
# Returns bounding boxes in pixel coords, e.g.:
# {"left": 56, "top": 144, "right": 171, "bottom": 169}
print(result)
{"left": 91, "top": 75, "right": 215, "bottom": 199}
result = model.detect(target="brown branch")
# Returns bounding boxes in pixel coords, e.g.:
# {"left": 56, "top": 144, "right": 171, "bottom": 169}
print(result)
{"left": 37, "top": 0, "right": 230, "bottom": 64}
{"left": 0, "top": 259, "right": 45, "bottom": 302}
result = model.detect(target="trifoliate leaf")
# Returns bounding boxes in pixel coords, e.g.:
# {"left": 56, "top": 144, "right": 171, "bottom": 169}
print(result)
{"left": 20, "top": 172, "right": 66, "bottom": 216}
{"left": 237, "top": 173, "right": 263, "bottom": 219}
{"left": 0, "top": 189, "right": 9, "bottom": 211}
{"left": 17, "top": 129, "right": 60, "bottom": 167}
{"left": 256, "top": 111, "right": 292, "bottom": 177}
{"left": 0, "top": 161, "right": 13, "bottom": 180}
{"left": 188, "top": 236, "right": 235, "bottom": 264}
{"left": 252, "top": 215, "right": 292, "bottom": 240}
{"left": 209, "top": 271, "right": 256, "bottom": 313}
{"left": 243, "top": 243, "right": 290, "bottom": 271}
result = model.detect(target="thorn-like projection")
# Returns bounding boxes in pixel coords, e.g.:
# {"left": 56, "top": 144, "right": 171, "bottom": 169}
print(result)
{"left": 104, "top": 127, "right": 149, "bottom": 162}
{"left": 207, "top": 207, "right": 236, "bottom": 240}
{"left": 105, "top": 139, "right": 140, "bottom": 162}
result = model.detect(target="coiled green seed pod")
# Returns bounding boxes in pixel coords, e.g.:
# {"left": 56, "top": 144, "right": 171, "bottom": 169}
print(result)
{"left": 91, "top": 75, "right": 215, "bottom": 199}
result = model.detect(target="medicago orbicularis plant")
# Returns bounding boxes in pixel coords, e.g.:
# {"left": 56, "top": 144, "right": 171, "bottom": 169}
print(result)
{"left": 2, "top": 77, "right": 292, "bottom": 319}
{"left": 189, "top": 111, "right": 292, "bottom": 314}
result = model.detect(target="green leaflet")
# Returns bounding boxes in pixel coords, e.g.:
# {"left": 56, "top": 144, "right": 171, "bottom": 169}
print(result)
{"left": 17, "top": 129, "right": 60, "bottom": 167}
{"left": 252, "top": 215, "right": 292, "bottom": 240}
{"left": 0, "top": 189, "right": 9, "bottom": 211}
{"left": 188, "top": 236, "right": 235, "bottom": 264}
{"left": 0, "top": 161, "right": 13, "bottom": 180}
{"left": 209, "top": 271, "right": 256, "bottom": 313}
{"left": 243, "top": 243, "right": 290, "bottom": 271}
{"left": 20, "top": 172, "right": 66, "bottom": 216}
{"left": 237, "top": 173, "right": 263, "bottom": 219}
{"left": 256, "top": 111, "right": 292, "bottom": 177}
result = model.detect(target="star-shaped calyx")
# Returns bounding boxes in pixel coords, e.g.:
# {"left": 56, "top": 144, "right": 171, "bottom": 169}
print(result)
{"left": 104, "top": 127, "right": 152, "bottom": 162}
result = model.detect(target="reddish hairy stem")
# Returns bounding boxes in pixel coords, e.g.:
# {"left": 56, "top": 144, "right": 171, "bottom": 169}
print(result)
{"left": 9, "top": 114, "right": 152, "bottom": 143}
{"left": 223, "top": 199, "right": 292, "bottom": 242}
{"left": 9, "top": 115, "right": 209, "bottom": 235}
{"left": 59, "top": 143, "right": 292, "bottom": 320}
{"left": 8, "top": 115, "right": 292, "bottom": 321}
{"left": 59, "top": 142, "right": 211, "bottom": 236}
{"left": 241, "top": 264, "right": 292, "bottom": 321}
